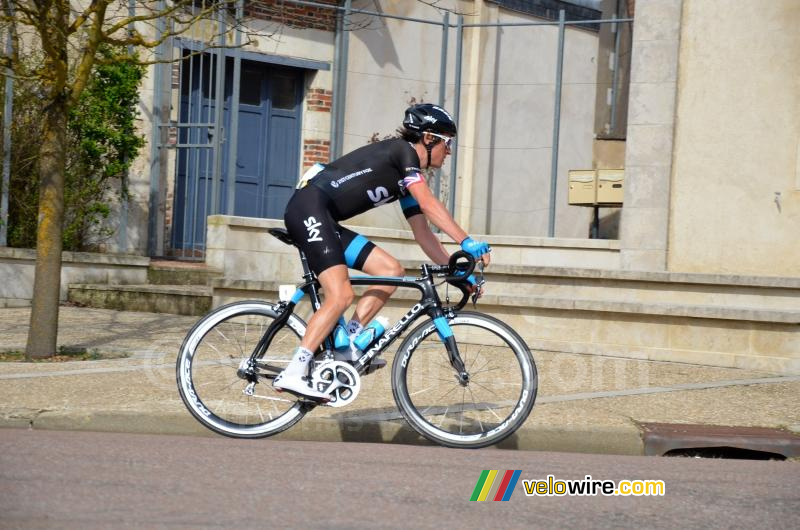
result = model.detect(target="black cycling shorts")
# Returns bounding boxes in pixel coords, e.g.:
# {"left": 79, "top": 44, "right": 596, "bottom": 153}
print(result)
{"left": 284, "top": 185, "right": 376, "bottom": 276}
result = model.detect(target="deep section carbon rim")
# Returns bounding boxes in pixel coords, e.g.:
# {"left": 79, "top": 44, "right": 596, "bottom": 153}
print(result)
{"left": 393, "top": 312, "right": 537, "bottom": 448}
{"left": 176, "top": 301, "right": 308, "bottom": 438}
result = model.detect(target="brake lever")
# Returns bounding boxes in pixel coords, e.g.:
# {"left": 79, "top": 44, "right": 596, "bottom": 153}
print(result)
{"left": 471, "top": 261, "right": 486, "bottom": 308}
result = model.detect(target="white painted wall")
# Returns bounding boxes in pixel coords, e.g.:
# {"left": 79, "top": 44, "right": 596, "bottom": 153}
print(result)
{"left": 668, "top": 1, "right": 800, "bottom": 276}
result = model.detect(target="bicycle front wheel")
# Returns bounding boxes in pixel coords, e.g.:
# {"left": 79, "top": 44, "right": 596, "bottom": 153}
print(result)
{"left": 176, "top": 300, "right": 310, "bottom": 438}
{"left": 392, "top": 311, "right": 537, "bottom": 448}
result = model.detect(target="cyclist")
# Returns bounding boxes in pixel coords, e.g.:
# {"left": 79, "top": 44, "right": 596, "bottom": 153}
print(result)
{"left": 274, "top": 103, "right": 492, "bottom": 399}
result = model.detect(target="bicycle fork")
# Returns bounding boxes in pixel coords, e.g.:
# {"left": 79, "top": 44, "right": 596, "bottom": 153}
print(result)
{"left": 430, "top": 308, "right": 470, "bottom": 385}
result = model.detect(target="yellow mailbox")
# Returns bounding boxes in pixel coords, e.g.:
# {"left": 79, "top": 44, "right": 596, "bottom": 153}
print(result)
{"left": 568, "top": 170, "right": 597, "bottom": 205}
{"left": 596, "top": 169, "right": 624, "bottom": 204}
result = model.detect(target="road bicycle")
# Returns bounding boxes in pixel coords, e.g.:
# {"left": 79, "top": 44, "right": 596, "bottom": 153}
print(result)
{"left": 177, "top": 228, "right": 538, "bottom": 448}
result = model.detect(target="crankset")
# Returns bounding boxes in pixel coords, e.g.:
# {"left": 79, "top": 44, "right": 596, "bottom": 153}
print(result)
{"left": 310, "top": 360, "right": 361, "bottom": 408}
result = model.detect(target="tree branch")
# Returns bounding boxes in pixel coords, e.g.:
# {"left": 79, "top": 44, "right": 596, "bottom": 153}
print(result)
{"left": 68, "top": 0, "right": 108, "bottom": 107}
{"left": 66, "top": 0, "right": 101, "bottom": 35}
{"left": 102, "top": 1, "right": 237, "bottom": 39}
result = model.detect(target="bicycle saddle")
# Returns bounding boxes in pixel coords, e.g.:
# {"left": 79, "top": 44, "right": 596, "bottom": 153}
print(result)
{"left": 268, "top": 228, "right": 297, "bottom": 247}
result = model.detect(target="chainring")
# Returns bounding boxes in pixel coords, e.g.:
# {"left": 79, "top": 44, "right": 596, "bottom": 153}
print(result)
{"left": 310, "top": 360, "right": 361, "bottom": 408}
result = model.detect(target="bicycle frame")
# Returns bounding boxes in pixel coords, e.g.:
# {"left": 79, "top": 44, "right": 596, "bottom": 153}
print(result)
{"left": 248, "top": 251, "right": 470, "bottom": 383}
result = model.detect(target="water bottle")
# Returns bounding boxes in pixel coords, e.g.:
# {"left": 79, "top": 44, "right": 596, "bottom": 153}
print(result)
{"left": 352, "top": 316, "right": 389, "bottom": 352}
{"left": 333, "top": 323, "right": 350, "bottom": 350}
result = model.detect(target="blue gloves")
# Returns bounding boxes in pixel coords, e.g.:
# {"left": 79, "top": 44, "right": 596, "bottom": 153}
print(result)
{"left": 460, "top": 237, "right": 491, "bottom": 259}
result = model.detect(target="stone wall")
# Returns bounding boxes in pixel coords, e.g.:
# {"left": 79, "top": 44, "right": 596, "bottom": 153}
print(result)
{"left": 617, "top": 0, "right": 681, "bottom": 271}
{"left": 667, "top": 0, "right": 800, "bottom": 276}
{"left": 619, "top": 0, "right": 800, "bottom": 278}
{"left": 337, "top": 0, "right": 603, "bottom": 238}
{"left": 0, "top": 248, "right": 149, "bottom": 307}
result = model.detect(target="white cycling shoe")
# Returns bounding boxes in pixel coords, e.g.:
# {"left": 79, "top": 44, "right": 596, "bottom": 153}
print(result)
{"left": 273, "top": 371, "right": 330, "bottom": 401}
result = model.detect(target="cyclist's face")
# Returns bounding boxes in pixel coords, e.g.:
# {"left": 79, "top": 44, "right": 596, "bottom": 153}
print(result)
{"left": 425, "top": 133, "right": 453, "bottom": 168}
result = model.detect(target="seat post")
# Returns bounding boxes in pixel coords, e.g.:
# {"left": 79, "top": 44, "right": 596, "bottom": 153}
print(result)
{"left": 298, "top": 249, "right": 315, "bottom": 282}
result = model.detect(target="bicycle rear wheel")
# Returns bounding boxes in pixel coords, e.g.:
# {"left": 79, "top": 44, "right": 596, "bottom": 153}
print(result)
{"left": 392, "top": 311, "right": 537, "bottom": 448}
{"left": 176, "top": 300, "right": 311, "bottom": 438}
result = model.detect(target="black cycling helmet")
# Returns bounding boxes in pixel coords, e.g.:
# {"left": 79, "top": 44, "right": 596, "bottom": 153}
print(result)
{"left": 403, "top": 103, "right": 457, "bottom": 136}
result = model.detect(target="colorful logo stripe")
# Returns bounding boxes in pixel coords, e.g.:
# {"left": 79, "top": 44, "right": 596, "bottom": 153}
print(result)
{"left": 470, "top": 470, "right": 522, "bottom": 501}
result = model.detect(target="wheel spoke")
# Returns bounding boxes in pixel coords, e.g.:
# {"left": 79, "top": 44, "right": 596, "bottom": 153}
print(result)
{"left": 470, "top": 379, "right": 502, "bottom": 399}
{"left": 467, "top": 385, "right": 502, "bottom": 423}
{"left": 248, "top": 394, "right": 293, "bottom": 403}
{"left": 460, "top": 387, "right": 467, "bottom": 434}
{"left": 204, "top": 341, "right": 225, "bottom": 358}
{"left": 437, "top": 407, "right": 449, "bottom": 428}
{"left": 469, "top": 357, "right": 492, "bottom": 376}
{"left": 409, "top": 385, "right": 436, "bottom": 397}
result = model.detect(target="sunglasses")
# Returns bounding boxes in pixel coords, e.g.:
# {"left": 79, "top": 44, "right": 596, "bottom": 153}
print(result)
{"left": 427, "top": 132, "right": 455, "bottom": 149}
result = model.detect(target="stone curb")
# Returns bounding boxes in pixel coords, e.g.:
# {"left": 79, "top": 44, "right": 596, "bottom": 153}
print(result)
{"left": 0, "top": 410, "right": 645, "bottom": 455}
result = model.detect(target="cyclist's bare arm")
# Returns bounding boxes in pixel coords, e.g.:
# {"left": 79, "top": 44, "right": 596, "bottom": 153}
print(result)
{"left": 408, "top": 181, "right": 491, "bottom": 267}
{"left": 407, "top": 180, "right": 467, "bottom": 242}
{"left": 407, "top": 213, "right": 450, "bottom": 264}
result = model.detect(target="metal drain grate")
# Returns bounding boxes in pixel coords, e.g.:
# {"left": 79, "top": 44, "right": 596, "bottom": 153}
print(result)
{"left": 640, "top": 423, "right": 800, "bottom": 459}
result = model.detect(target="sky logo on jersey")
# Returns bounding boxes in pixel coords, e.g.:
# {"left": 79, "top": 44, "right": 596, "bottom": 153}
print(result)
{"left": 470, "top": 470, "right": 522, "bottom": 501}
{"left": 304, "top": 216, "right": 323, "bottom": 242}
{"left": 367, "top": 186, "right": 393, "bottom": 206}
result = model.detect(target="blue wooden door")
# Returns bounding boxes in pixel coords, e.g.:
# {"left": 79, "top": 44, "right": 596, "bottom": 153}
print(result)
{"left": 173, "top": 55, "right": 303, "bottom": 253}
{"left": 224, "top": 61, "right": 266, "bottom": 218}
{"left": 262, "top": 69, "right": 303, "bottom": 218}
{"left": 221, "top": 61, "right": 303, "bottom": 220}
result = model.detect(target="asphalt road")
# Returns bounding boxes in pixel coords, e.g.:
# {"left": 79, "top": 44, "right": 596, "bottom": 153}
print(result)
{"left": 1, "top": 429, "right": 797, "bottom": 529}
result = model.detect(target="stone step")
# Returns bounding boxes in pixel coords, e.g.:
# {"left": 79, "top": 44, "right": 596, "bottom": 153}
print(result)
{"left": 68, "top": 284, "right": 212, "bottom": 316}
{"left": 147, "top": 260, "right": 223, "bottom": 286}
{"left": 392, "top": 260, "right": 800, "bottom": 313}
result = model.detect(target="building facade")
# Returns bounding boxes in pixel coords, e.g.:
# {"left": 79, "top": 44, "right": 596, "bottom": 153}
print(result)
{"left": 116, "top": 0, "right": 616, "bottom": 258}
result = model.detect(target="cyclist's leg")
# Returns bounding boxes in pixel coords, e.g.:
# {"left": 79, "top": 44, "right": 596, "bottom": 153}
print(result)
{"left": 283, "top": 187, "right": 354, "bottom": 353}
{"left": 353, "top": 246, "right": 404, "bottom": 325}
{"left": 339, "top": 228, "right": 403, "bottom": 326}
{"left": 279, "top": 189, "right": 353, "bottom": 397}
{"left": 300, "top": 264, "right": 354, "bottom": 351}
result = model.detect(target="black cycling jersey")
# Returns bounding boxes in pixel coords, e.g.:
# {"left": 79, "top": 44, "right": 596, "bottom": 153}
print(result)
{"left": 284, "top": 137, "right": 427, "bottom": 275}
{"left": 303, "top": 138, "right": 424, "bottom": 220}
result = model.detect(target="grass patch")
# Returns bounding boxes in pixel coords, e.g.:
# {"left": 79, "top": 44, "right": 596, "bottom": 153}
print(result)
{"left": 0, "top": 347, "right": 129, "bottom": 362}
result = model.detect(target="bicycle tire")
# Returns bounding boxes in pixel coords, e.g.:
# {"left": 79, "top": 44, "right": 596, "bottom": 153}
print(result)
{"left": 176, "top": 300, "right": 312, "bottom": 438}
{"left": 392, "top": 311, "right": 537, "bottom": 448}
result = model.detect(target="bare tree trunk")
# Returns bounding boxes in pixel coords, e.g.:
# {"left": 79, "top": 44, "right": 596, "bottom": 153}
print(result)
{"left": 25, "top": 97, "right": 67, "bottom": 359}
